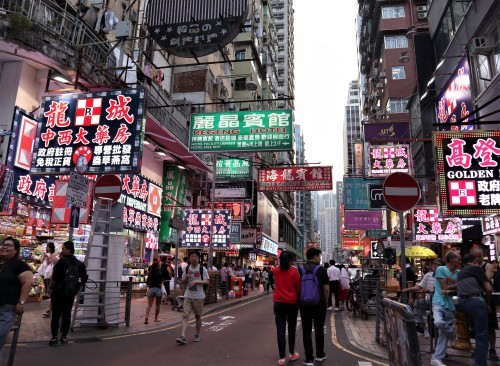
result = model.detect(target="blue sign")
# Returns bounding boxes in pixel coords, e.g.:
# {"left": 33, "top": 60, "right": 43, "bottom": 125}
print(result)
{"left": 343, "top": 178, "right": 383, "bottom": 210}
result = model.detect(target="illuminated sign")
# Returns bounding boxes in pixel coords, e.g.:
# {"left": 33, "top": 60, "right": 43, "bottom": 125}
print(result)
{"left": 182, "top": 209, "right": 232, "bottom": 248}
{"left": 434, "top": 131, "right": 500, "bottom": 216}
{"left": 260, "top": 235, "right": 278, "bottom": 256}
{"left": 413, "top": 206, "right": 462, "bottom": 242}
{"left": 342, "top": 236, "right": 361, "bottom": 250}
{"left": 344, "top": 210, "right": 383, "bottom": 230}
{"left": 364, "top": 122, "right": 410, "bottom": 142}
{"left": 31, "top": 88, "right": 145, "bottom": 175}
{"left": 482, "top": 215, "right": 500, "bottom": 235}
{"left": 208, "top": 201, "right": 244, "bottom": 221}
{"left": 189, "top": 110, "right": 293, "bottom": 152}
{"left": 368, "top": 145, "right": 410, "bottom": 176}
{"left": 159, "top": 167, "right": 187, "bottom": 242}
{"left": 216, "top": 158, "right": 252, "bottom": 179}
{"left": 258, "top": 166, "right": 332, "bottom": 192}
{"left": 435, "top": 57, "right": 474, "bottom": 131}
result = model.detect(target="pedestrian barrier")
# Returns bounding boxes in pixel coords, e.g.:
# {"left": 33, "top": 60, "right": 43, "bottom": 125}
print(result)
{"left": 7, "top": 313, "right": 22, "bottom": 366}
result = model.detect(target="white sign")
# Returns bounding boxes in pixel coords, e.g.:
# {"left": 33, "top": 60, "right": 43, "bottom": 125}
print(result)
{"left": 68, "top": 171, "right": 90, "bottom": 192}
{"left": 260, "top": 235, "right": 278, "bottom": 256}
{"left": 66, "top": 186, "right": 88, "bottom": 208}
{"left": 215, "top": 187, "right": 246, "bottom": 198}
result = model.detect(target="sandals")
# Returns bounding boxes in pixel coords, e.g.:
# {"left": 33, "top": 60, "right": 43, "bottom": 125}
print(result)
{"left": 42, "top": 311, "right": 51, "bottom": 318}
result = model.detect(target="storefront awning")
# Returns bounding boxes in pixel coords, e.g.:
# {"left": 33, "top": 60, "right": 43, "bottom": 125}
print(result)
{"left": 146, "top": 114, "right": 211, "bottom": 173}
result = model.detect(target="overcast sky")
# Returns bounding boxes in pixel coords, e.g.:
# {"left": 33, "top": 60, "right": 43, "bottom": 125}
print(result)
{"left": 294, "top": 1, "right": 360, "bottom": 191}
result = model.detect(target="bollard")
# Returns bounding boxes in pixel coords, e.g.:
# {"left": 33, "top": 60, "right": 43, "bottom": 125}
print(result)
{"left": 454, "top": 311, "right": 473, "bottom": 349}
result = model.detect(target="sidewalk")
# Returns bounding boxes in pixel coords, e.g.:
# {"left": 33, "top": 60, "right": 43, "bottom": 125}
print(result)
{"left": 15, "top": 288, "right": 267, "bottom": 344}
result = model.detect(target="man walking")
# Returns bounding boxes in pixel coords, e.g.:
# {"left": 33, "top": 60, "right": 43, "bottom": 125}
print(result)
{"left": 176, "top": 251, "right": 209, "bottom": 345}
{"left": 431, "top": 251, "right": 461, "bottom": 366}
{"left": 49, "top": 241, "right": 87, "bottom": 346}
{"left": 326, "top": 259, "right": 340, "bottom": 311}
{"left": 299, "top": 247, "right": 330, "bottom": 366}
{"left": 456, "top": 254, "right": 492, "bottom": 366}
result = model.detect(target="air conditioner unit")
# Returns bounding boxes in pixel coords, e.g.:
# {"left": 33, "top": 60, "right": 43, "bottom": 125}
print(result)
{"left": 417, "top": 12, "right": 428, "bottom": 20}
{"left": 376, "top": 82, "right": 384, "bottom": 89}
{"left": 416, "top": 5, "right": 428, "bottom": 12}
{"left": 469, "top": 37, "right": 494, "bottom": 55}
{"left": 379, "top": 72, "right": 387, "bottom": 79}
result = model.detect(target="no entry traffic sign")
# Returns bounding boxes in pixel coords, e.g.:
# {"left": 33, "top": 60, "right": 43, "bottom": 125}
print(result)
{"left": 383, "top": 173, "right": 421, "bottom": 212}
{"left": 94, "top": 174, "right": 122, "bottom": 203}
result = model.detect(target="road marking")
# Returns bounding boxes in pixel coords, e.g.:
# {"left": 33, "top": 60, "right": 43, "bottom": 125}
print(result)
{"left": 329, "top": 312, "right": 389, "bottom": 366}
{"left": 358, "top": 362, "right": 373, "bottom": 366}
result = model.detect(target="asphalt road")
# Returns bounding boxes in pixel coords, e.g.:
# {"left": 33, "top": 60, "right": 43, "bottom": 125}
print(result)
{"left": 13, "top": 296, "right": 389, "bottom": 366}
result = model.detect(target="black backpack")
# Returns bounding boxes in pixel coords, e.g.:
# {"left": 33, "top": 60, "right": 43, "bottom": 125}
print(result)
{"left": 64, "top": 262, "right": 81, "bottom": 297}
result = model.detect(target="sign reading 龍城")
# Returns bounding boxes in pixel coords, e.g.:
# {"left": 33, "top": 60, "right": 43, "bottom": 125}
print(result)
{"left": 414, "top": 206, "right": 462, "bottom": 242}
{"left": 434, "top": 130, "right": 500, "bottom": 216}
{"left": 368, "top": 145, "right": 410, "bottom": 176}
{"left": 182, "top": 209, "right": 232, "bottom": 248}
{"left": 216, "top": 158, "right": 252, "bottom": 180}
{"left": 189, "top": 110, "right": 293, "bottom": 152}
{"left": 258, "top": 166, "right": 332, "bottom": 192}
{"left": 31, "top": 88, "right": 145, "bottom": 175}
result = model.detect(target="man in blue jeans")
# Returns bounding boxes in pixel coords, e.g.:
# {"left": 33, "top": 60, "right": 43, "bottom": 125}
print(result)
{"left": 456, "top": 253, "right": 492, "bottom": 366}
{"left": 431, "top": 251, "right": 461, "bottom": 366}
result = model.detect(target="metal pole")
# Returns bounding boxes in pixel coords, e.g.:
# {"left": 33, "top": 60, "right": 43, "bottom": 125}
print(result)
{"left": 207, "top": 153, "right": 217, "bottom": 269}
{"left": 69, "top": 226, "right": 74, "bottom": 242}
{"left": 173, "top": 229, "right": 180, "bottom": 306}
{"left": 400, "top": 210, "right": 407, "bottom": 303}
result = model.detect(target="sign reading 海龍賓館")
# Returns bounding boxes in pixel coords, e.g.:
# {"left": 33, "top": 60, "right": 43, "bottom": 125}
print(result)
{"left": 258, "top": 166, "right": 332, "bottom": 192}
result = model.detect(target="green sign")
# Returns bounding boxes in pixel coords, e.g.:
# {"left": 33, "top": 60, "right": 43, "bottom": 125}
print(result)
{"left": 189, "top": 109, "right": 293, "bottom": 152}
{"left": 159, "top": 166, "right": 187, "bottom": 243}
{"left": 366, "top": 229, "right": 389, "bottom": 238}
{"left": 216, "top": 158, "right": 252, "bottom": 180}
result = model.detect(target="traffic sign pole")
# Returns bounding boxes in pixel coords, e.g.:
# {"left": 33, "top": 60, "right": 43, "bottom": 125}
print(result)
{"left": 399, "top": 210, "right": 407, "bottom": 303}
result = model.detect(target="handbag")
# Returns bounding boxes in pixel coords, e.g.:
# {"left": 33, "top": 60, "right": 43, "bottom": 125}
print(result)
{"left": 44, "top": 263, "right": 54, "bottom": 279}
{"left": 161, "top": 283, "right": 167, "bottom": 297}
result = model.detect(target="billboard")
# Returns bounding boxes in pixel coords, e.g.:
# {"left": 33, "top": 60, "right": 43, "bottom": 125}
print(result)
{"left": 364, "top": 122, "right": 410, "bottom": 142}
{"left": 31, "top": 88, "right": 145, "bottom": 175}
{"left": 189, "top": 110, "right": 293, "bottom": 152}
{"left": 368, "top": 145, "right": 410, "bottom": 176}
{"left": 343, "top": 178, "right": 384, "bottom": 210}
{"left": 435, "top": 57, "right": 474, "bottom": 131}
{"left": 414, "top": 206, "right": 462, "bottom": 242}
{"left": 182, "top": 209, "right": 232, "bottom": 248}
{"left": 344, "top": 210, "right": 383, "bottom": 230}
{"left": 434, "top": 130, "right": 500, "bottom": 216}
{"left": 257, "top": 192, "right": 279, "bottom": 242}
{"left": 216, "top": 157, "right": 252, "bottom": 180}
{"left": 258, "top": 166, "right": 332, "bottom": 192}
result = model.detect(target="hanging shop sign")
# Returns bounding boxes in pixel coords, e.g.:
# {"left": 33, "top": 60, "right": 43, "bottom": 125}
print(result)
{"left": 343, "top": 178, "right": 384, "bottom": 210}
{"left": 182, "top": 209, "right": 232, "bottom": 248}
{"left": 189, "top": 109, "right": 293, "bottom": 153}
{"left": 435, "top": 57, "right": 474, "bottom": 131}
{"left": 414, "top": 206, "right": 462, "bottom": 242}
{"left": 344, "top": 210, "right": 383, "bottom": 230}
{"left": 225, "top": 245, "right": 239, "bottom": 257}
{"left": 159, "top": 166, "right": 188, "bottom": 242}
{"left": 368, "top": 145, "right": 410, "bottom": 176}
{"left": 371, "top": 241, "right": 385, "bottom": 259}
{"left": 482, "top": 215, "right": 500, "bottom": 235}
{"left": 216, "top": 158, "right": 252, "bottom": 180}
{"left": 342, "top": 236, "right": 361, "bottom": 250}
{"left": 364, "top": 122, "right": 410, "bottom": 142}
{"left": 31, "top": 88, "right": 145, "bottom": 175}
{"left": 257, "top": 192, "right": 279, "bottom": 242}
{"left": 259, "top": 235, "right": 278, "bottom": 256}
{"left": 240, "top": 227, "right": 258, "bottom": 248}
{"left": 258, "top": 166, "right": 333, "bottom": 192}
{"left": 434, "top": 130, "right": 500, "bottom": 216}
{"left": 230, "top": 223, "right": 241, "bottom": 244}
{"left": 369, "top": 183, "right": 386, "bottom": 209}
{"left": 366, "top": 229, "right": 389, "bottom": 238}
{"left": 51, "top": 181, "right": 91, "bottom": 224}
{"left": 215, "top": 182, "right": 246, "bottom": 198}
{"left": 208, "top": 201, "right": 244, "bottom": 221}
{"left": 119, "top": 174, "right": 162, "bottom": 232}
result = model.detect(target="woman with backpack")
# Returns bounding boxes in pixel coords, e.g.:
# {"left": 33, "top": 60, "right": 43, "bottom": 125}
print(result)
{"left": 272, "top": 251, "right": 301, "bottom": 366}
{"left": 145, "top": 258, "right": 163, "bottom": 324}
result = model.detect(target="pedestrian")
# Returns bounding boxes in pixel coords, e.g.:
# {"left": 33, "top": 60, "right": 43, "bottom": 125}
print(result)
{"left": 430, "top": 250, "right": 461, "bottom": 366}
{"left": 263, "top": 267, "right": 270, "bottom": 293}
{"left": 268, "top": 266, "right": 275, "bottom": 292}
{"left": 339, "top": 265, "right": 350, "bottom": 311}
{"left": 0, "top": 237, "right": 33, "bottom": 361}
{"left": 247, "top": 266, "right": 254, "bottom": 290}
{"left": 145, "top": 258, "right": 162, "bottom": 324}
{"left": 176, "top": 251, "right": 209, "bottom": 345}
{"left": 326, "top": 259, "right": 340, "bottom": 311}
{"left": 456, "top": 254, "right": 492, "bottom": 366}
{"left": 49, "top": 240, "right": 87, "bottom": 346}
{"left": 220, "top": 263, "right": 231, "bottom": 295}
{"left": 272, "top": 250, "right": 301, "bottom": 366}
{"left": 253, "top": 268, "right": 261, "bottom": 290}
{"left": 42, "top": 242, "right": 58, "bottom": 318}
{"left": 299, "top": 247, "right": 330, "bottom": 366}
{"left": 160, "top": 256, "right": 171, "bottom": 302}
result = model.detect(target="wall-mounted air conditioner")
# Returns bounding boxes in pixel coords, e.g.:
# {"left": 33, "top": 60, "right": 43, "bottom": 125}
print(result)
{"left": 379, "top": 72, "right": 386, "bottom": 79}
{"left": 469, "top": 37, "right": 494, "bottom": 55}
{"left": 416, "top": 5, "right": 428, "bottom": 12}
{"left": 417, "top": 12, "right": 428, "bottom": 20}
{"left": 376, "top": 82, "right": 384, "bottom": 89}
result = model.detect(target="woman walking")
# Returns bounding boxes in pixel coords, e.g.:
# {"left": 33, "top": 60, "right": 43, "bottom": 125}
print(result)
{"left": 339, "top": 265, "right": 350, "bottom": 311}
{"left": 42, "top": 242, "right": 58, "bottom": 317}
{"left": 273, "top": 251, "right": 301, "bottom": 365}
{"left": 145, "top": 258, "right": 162, "bottom": 324}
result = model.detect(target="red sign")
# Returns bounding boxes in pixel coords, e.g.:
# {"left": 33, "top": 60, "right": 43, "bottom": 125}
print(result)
{"left": 94, "top": 174, "right": 122, "bottom": 203}
{"left": 51, "top": 180, "right": 91, "bottom": 224}
{"left": 258, "top": 166, "right": 333, "bottom": 191}
{"left": 208, "top": 201, "right": 244, "bottom": 221}
{"left": 383, "top": 173, "right": 421, "bottom": 211}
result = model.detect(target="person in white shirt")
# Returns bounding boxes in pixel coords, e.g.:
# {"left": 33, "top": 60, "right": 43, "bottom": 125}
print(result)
{"left": 326, "top": 260, "right": 341, "bottom": 311}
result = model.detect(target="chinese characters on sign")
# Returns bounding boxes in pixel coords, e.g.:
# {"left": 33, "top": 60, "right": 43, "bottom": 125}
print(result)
{"left": 208, "top": 202, "right": 244, "bottom": 221}
{"left": 216, "top": 158, "right": 252, "bottom": 180}
{"left": 258, "top": 166, "right": 333, "bottom": 192}
{"left": 368, "top": 145, "right": 410, "bottom": 176}
{"left": 182, "top": 210, "right": 232, "bottom": 248}
{"left": 483, "top": 215, "right": 500, "bottom": 235}
{"left": 413, "top": 206, "right": 462, "bottom": 242}
{"left": 343, "top": 178, "right": 384, "bottom": 210}
{"left": 159, "top": 167, "right": 187, "bottom": 242}
{"left": 189, "top": 110, "right": 293, "bottom": 152}
{"left": 434, "top": 131, "right": 500, "bottom": 215}
{"left": 344, "top": 210, "right": 383, "bottom": 230}
{"left": 260, "top": 236, "right": 278, "bottom": 256}
{"left": 342, "top": 236, "right": 361, "bottom": 250}
{"left": 31, "top": 89, "right": 145, "bottom": 174}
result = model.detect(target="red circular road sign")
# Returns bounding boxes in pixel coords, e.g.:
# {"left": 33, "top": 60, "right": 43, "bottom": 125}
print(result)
{"left": 94, "top": 175, "right": 122, "bottom": 203}
{"left": 383, "top": 173, "right": 421, "bottom": 212}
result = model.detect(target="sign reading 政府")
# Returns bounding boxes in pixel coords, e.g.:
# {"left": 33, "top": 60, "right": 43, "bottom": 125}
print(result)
{"left": 344, "top": 210, "right": 383, "bottom": 230}
{"left": 216, "top": 158, "right": 252, "bottom": 180}
{"left": 434, "top": 131, "right": 500, "bottom": 216}
{"left": 189, "top": 110, "right": 293, "bottom": 152}
{"left": 31, "top": 88, "right": 146, "bottom": 175}
{"left": 258, "top": 166, "right": 333, "bottom": 192}
{"left": 435, "top": 57, "right": 474, "bottom": 131}
{"left": 368, "top": 145, "right": 410, "bottom": 176}
{"left": 414, "top": 206, "right": 462, "bottom": 242}
{"left": 182, "top": 210, "right": 232, "bottom": 248}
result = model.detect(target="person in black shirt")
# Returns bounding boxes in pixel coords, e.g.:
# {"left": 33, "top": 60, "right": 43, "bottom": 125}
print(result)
{"left": 145, "top": 258, "right": 163, "bottom": 324}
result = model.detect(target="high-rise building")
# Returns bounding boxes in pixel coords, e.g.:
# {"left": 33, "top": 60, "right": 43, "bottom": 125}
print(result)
{"left": 317, "top": 192, "right": 337, "bottom": 260}
{"left": 343, "top": 81, "right": 362, "bottom": 176}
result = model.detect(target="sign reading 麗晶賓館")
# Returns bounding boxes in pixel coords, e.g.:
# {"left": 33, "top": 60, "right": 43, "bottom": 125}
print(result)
{"left": 189, "top": 110, "right": 293, "bottom": 153}
{"left": 31, "top": 88, "right": 146, "bottom": 175}
{"left": 434, "top": 131, "right": 500, "bottom": 216}
{"left": 258, "top": 166, "right": 332, "bottom": 192}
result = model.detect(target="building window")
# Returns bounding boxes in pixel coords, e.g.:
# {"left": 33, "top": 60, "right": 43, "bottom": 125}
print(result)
{"left": 392, "top": 66, "right": 406, "bottom": 80}
{"left": 381, "top": 6, "right": 405, "bottom": 19}
{"left": 234, "top": 78, "right": 246, "bottom": 91}
{"left": 471, "top": 24, "right": 500, "bottom": 94}
{"left": 384, "top": 35, "right": 408, "bottom": 49}
{"left": 235, "top": 50, "right": 246, "bottom": 60}
{"left": 388, "top": 98, "right": 408, "bottom": 113}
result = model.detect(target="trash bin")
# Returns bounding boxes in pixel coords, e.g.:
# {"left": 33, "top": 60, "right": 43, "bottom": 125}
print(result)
{"left": 232, "top": 276, "right": 243, "bottom": 298}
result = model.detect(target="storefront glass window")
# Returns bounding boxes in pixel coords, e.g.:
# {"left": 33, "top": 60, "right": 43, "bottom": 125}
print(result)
{"left": 451, "top": 0, "right": 472, "bottom": 30}
{"left": 434, "top": 8, "right": 454, "bottom": 61}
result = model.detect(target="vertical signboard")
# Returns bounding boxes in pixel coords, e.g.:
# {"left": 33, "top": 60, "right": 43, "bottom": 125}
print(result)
{"left": 159, "top": 166, "right": 187, "bottom": 243}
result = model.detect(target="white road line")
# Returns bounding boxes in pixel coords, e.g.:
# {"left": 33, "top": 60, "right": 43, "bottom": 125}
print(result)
{"left": 358, "top": 362, "right": 373, "bottom": 366}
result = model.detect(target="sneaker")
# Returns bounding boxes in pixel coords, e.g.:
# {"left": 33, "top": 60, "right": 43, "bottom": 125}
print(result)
{"left": 278, "top": 359, "right": 286, "bottom": 366}
{"left": 315, "top": 353, "right": 327, "bottom": 362}
{"left": 430, "top": 359, "right": 446, "bottom": 366}
{"left": 288, "top": 352, "right": 300, "bottom": 361}
{"left": 60, "top": 337, "right": 68, "bottom": 346}
{"left": 176, "top": 336, "right": 187, "bottom": 345}
{"left": 326, "top": 306, "right": 332, "bottom": 311}
{"left": 302, "top": 361, "right": 314, "bottom": 366}
{"left": 194, "top": 334, "right": 201, "bottom": 342}
{"left": 334, "top": 307, "right": 339, "bottom": 311}
{"left": 489, "top": 348, "right": 499, "bottom": 359}
{"left": 48, "top": 337, "right": 58, "bottom": 346}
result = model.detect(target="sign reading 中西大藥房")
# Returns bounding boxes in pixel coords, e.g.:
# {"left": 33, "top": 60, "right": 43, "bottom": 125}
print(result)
{"left": 31, "top": 88, "right": 145, "bottom": 175}
{"left": 368, "top": 145, "right": 411, "bottom": 176}
{"left": 258, "top": 166, "right": 332, "bottom": 192}
{"left": 434, "top": 130, "right": 500, "bottom": 216}
{"left": 216, "top": 158, "right": 252, "bottom": 180}
{"left": 182, "top": 209, "right": 232, "bottom": 248}
{"left": 189, "top": 110, "right": 293, "bottom": 152}
{"left": 414, "top": 206, "right": 462, "bottom": 242}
